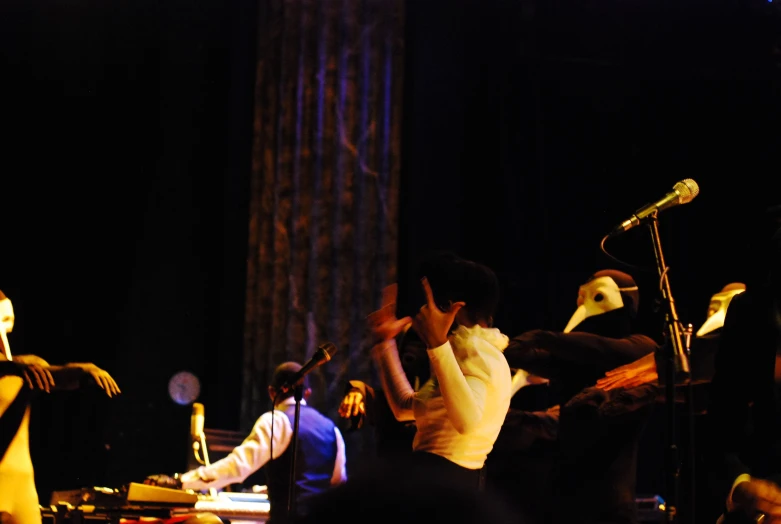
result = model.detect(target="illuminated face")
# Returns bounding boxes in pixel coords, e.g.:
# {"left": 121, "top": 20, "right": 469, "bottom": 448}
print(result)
{"left": 564, "top": 276, "right": 634, "bottom": 333}
{"left": 696, "top": 284, "right": 746, "bottom": 337}
{"left": 0, "top": 298, "right": 14, "bottom": 334}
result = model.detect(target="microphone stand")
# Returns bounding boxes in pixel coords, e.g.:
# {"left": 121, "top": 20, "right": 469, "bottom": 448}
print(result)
{"left": 683, "top": 323, "right": 695, "bottom": 524}
{"left": 285, "top": 384, "right": 304, "bottom": 524}
{"left": 647, "top": 213, "right": 691, "bottom": 524}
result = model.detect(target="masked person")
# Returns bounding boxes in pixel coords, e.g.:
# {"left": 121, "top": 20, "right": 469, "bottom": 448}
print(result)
{"left": 0, "top": 290, "right": 121, "bottom": 524}
{"left": 704, "top": 206, "right": 781, "bottom": 524}
{"left": 597, "top": 282, "right": 747, "bottom": 392}
{"left": 595, "top": 282, "right": 747, "bottom": 524}
{"left": 502, "top": 270, "right": 656, "bottom": 405}
{"left": 494, "top": 270, "right": 659, "bottom": 524}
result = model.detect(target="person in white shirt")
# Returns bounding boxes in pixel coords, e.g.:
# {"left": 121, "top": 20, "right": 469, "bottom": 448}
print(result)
{"left": 368, "top": 252, "right": 512, "bottom": 489}
{"left": 168, "top": 361, "right": 346, "bottom": 523}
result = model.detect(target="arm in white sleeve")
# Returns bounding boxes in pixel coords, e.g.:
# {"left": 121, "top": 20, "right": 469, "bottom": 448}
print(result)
{"left": 428, "top": 341, "right": 487, "bottom": 435}
{"left": 372, "top": 340, "right": 415, "bottom": 422}
{"left": 180, "top": 410, "right": 292, "bottom": 491}
{"left": 331, "top": 426, "right": 347, "bottom": 485}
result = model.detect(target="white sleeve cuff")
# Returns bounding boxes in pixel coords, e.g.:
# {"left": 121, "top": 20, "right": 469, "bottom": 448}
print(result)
{"left": 726, "top": 474, "right": 752, "bottom": 511}
{"left": 427, "top": 340, "right": 452, "bottom": 357}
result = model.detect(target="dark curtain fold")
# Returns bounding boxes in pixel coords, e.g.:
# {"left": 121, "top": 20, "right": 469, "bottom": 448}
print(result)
{"left": 242, "top": 0, "right": 405, "bottom": 434}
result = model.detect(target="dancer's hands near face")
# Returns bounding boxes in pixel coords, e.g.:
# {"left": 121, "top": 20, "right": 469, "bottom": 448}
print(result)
{"left": 412, "top": 277, "right": 465, "bottom": 349}
{"left": 366, "top": 284, "right": 413, "bottom": 345}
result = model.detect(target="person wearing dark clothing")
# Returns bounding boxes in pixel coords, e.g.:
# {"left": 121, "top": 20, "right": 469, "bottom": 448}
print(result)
{"left": 704, "top": 207, "right": 781, "bottom": 524}
{"left": 490, "top": 270, "right": 659, "bottom": 524}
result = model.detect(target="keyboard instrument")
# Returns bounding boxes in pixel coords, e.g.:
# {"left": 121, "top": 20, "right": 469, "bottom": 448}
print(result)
{"left": 48, "top": 484, "right": 269, "bottom": 523}
{"left": 179, "top": 493, "right": 270, "bottom": 523}
{"left": 50, "top": 483, "right": 198, "bottom": 508}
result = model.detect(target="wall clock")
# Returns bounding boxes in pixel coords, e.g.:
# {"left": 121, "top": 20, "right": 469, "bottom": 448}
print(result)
{"left": 168, "top": 371, "right": 201, "bottom": 405}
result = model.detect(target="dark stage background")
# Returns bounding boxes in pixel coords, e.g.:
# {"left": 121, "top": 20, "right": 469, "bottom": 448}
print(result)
{"left": 1, "top": 0, "right": 779, "bottom": 508}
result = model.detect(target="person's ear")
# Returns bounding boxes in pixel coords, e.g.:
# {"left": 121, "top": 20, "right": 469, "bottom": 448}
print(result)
{"left": 304, "top": 388, "right": 312, "bottom": 401}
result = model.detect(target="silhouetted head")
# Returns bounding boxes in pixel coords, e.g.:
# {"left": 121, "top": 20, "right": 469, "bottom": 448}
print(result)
{"left": 268, "top": 361, "right": 311, "bottom": 404}
{"left": 416, "top": 250, "right": 501, "bottom": 327}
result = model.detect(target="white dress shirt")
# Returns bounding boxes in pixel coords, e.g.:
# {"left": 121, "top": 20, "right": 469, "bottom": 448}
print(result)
{"left": 373, "top": 324, "right": 513, "bottom": 470}
{"left": 181, "top": 397, "right": 347, "bottom": 491}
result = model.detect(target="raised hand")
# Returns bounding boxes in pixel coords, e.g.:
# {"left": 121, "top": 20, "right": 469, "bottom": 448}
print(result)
{"left": 13, "top": 354, "right": 55, "bottom": 392}
{"left": 366, "top": 284, "right": 413, "bottom": 345}
{"left": 596, "top": 352, "right": 657, "bottom": 391}
{"left": 338, "top": 390, "right": 365, "bottom": 420}
{"left": 412, "top": 277, "right": 465, "bottom": 349}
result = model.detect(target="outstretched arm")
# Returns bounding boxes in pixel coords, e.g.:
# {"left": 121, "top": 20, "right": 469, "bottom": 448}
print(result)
{"left": 504, "top": 330, "right": 657, "bottom": 378}
{"left": 0, "top": 360, "right": 55, "bottom": 392}
{"left": 179, "top": 410, "right": 291, "bottom": 491}
{"left": 23, "top": 359, "right": 121, "bottom": 397}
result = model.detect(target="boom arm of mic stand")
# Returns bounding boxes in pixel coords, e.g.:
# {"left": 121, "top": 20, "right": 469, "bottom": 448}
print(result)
{"left": 647, "top": 215, "right": 690, "bottom": 524}
{"left": 286, "top": 384, "right": 304, "bottom": 524}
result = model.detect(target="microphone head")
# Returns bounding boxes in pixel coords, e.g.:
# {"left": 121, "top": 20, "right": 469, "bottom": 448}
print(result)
{"left": 191, "top": 402, "right": 204, "bottom": 437}
{"left": 318, "top": 342, "right": 337, "bottom": 359}
{"left": 673, "top": 178, "right": 699, "bottom": 204}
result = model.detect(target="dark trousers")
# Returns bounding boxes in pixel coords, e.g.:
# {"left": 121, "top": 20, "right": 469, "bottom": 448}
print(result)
{"left": 409, "top": 451, "right": 483, "bottom": 491}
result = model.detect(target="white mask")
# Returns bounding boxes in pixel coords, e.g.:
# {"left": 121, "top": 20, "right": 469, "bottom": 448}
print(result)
{"left": 696, "top": 283, "right": 746, "bottom": 337}
{"left": 0, "top": 298, "right": 14, "bottom": 360}
{"left": 564, "top": 276, "right": 638, "bottom": 333}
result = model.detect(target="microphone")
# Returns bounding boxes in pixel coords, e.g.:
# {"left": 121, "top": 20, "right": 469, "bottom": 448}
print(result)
{"left": 609, "top": 179, "right": 700, "bottom": 236}
{"left": 279, "top": 342, "right": 338, "bottom": 392}
{"left": 191, "top": 402, "right": 204, "bottom": 441}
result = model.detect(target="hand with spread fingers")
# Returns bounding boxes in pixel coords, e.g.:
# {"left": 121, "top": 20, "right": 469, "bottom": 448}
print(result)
{"left": 11, "top": 354, "right": 55, "bottom": 393}
{"left": 366, "top": 284, "right": 413, "bottom": 345}
{"left": 596, "top": 352, "right": 657, "bottom": 391}
{"left": 69, "top": 363, "right": 122, "bottom": 397}
{"left": 338, "top": 390, "right": 366, "bottom": 422}
{"left": 412, "top": 277, "right": 464, "bottom": 349}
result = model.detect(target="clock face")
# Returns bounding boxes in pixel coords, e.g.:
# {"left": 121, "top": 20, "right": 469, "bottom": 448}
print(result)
{"left": 168, "top": 371, "right": 201, "bottom": 405}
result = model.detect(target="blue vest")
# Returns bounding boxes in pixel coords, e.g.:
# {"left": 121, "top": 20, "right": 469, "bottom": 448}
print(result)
{"left": 265, "top": 404, "right": 338, "bottom": 522}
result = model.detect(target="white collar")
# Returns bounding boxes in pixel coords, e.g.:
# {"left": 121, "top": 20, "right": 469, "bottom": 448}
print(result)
{"left": 275, "top": 396, "right": 307, "bottom": 409}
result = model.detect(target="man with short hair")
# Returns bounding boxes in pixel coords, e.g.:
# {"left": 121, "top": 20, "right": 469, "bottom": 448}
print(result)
{"left": 164, "top": 361, "right": 347, "bottom": 524}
